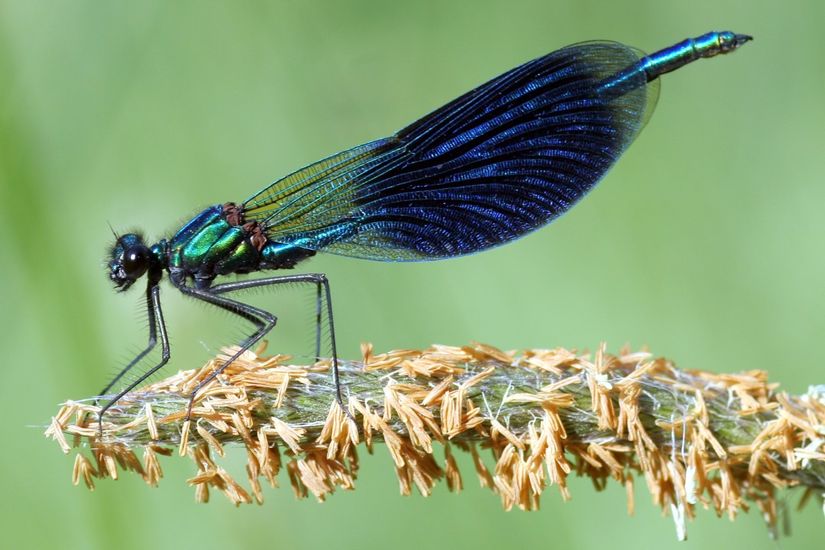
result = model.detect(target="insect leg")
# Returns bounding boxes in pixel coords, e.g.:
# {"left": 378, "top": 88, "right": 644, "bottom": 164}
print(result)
{"left": 315, "top": 280, "right": 323, "bottom": 361}
{"left": 174, "top": 282, "right": 277, "bottom": 421}
{"left": 210, "top": 277, "right": 322, "bottom": 356}
{"left": 98, "top": 282, "right": 170, "bottom": 434}
{"left": 98, "top": 281, "right": 159, "bottom": 398}
{"left": 207, "top": 273, "right": 346, "bottom": 417}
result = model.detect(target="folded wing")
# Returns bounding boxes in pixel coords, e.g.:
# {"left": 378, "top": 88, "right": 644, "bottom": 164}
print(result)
{"left": 243, "top": 41, "right": 659, "bottom": 260}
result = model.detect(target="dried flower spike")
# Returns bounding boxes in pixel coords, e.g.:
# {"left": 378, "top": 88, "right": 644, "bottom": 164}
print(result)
{"left": 46, "top": 342, "right": 825, "bottom": 540}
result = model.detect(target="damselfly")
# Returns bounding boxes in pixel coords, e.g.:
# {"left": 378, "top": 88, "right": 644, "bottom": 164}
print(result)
{"left": 102, "top": 31, "right": 751, "bottom": 427}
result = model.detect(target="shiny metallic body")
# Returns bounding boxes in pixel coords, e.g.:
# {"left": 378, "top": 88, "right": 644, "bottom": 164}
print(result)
{"left": 159, "top": 204, "right": 316, "bottom": 289}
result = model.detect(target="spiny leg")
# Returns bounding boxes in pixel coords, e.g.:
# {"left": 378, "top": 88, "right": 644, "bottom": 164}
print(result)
{"left": 210, "top": 274, "right": 325, "bottom": 361}
{"left": 174, "top": 282, "right": 277, "bottom": 421}
{"left": 98, "top": 282, "right": 159, "bottom": 400}
{"left": 207, "top": 273, "right": 347, "bottom": 417}
{"left": 315, "top": 280, "right": 322, "bottom": 361}
{"left": 98, "top": 282, "right": 170, "bottom": 435}
{"left": 191, "top": 282, "right": 269, "bottom": 350}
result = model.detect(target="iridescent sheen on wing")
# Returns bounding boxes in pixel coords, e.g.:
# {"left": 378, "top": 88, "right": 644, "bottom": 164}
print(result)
{"left": 242, "top": 32, "right": 749, "bottom": 262}
{"left": 99, "top": 31, "right": 750, "bottom": 434}
{"left": 242, "top": 42, "right": 656, "bottom": 260}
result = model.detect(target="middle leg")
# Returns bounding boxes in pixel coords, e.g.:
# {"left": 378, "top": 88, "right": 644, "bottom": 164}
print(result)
{"left": 207, "top": 273, "right": 346, "bottom": 415}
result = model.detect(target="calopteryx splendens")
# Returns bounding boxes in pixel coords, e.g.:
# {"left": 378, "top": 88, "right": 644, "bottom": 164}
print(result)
{"left": 102, "top": 31, "right": 751, "bottom": 428}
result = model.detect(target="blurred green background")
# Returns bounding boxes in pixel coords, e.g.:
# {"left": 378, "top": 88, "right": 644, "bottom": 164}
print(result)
{"left": 2, "top": 0, "right": 824, "bottom": 548}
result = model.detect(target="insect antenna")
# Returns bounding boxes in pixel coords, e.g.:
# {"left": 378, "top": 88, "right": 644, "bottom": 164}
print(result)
{"left": 107, "top": 221, "right": 120, "bottom": 241}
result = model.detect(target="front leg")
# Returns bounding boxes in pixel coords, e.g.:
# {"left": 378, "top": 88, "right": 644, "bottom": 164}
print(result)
{"left": 98, "top": 282, "right": 170, "bottom": 434}
{"left": 98, "top": 281, "right": 160, "bottom": 399}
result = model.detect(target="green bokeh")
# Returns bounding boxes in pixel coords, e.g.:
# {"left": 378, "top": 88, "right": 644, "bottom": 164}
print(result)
{"left": 2, "top": 1, "right": 824, "bottom": 548}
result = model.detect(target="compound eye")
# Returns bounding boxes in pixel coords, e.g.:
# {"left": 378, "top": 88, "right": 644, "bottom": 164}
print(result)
{"left": 122, "top": 245, "right": 150, "bottom": 279}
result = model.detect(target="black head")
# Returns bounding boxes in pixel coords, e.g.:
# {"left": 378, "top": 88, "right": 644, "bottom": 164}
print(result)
{"left": 108, "top": 233, "right": 153, "bottom": 291}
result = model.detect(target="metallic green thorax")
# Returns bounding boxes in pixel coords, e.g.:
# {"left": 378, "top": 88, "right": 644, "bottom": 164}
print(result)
{"left": 165, "top": 204, "right": 315, "bottom": 288}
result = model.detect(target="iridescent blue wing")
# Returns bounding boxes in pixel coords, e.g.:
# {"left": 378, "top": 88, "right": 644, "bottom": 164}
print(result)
{"left": 243, "top": 41, "right": 659, "bottom": 260}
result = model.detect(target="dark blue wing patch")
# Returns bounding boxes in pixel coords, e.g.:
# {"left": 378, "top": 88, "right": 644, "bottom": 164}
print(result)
{"left": 243, "top": 41, "right": 658, "bottom": 260}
